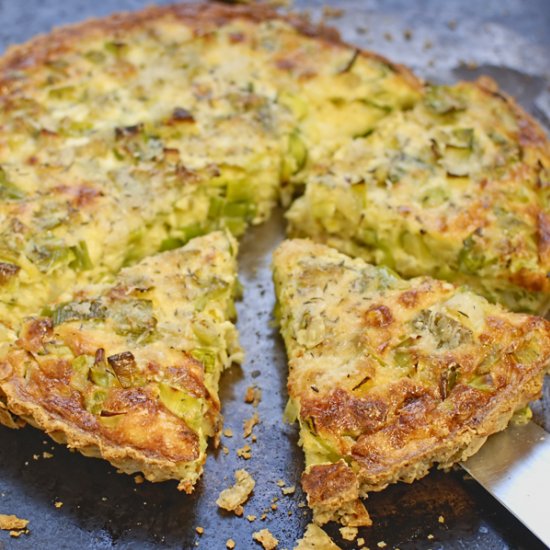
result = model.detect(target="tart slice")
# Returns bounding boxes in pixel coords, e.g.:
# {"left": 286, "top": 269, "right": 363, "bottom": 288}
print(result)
{"left": 0, "top": 231, "right": 242, "bottom": 491}
{"left": 273, "top": 239, "right": 550, "bottom": 526}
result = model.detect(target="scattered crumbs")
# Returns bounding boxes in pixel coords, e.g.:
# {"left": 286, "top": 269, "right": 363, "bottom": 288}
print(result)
{"left": 438, "top": 515, "right": 445, "bottom": 524}
{"left": 377, "top": 542, "right": 387, "bottom": 549}
{"left": 339, "top": 526, "right": 358, "bottom": 541}
{"left": 134, "top": 474, "right": 144, "bottom": 484}
{"left": 261, "top": 513, "right": 267, "bottom": 521}
{"left": 237, "top": 444, "right": 252, "bottom": 460}
{"left": 32, "top": 454, "right": 39, "bottom": 461}
{"left": 423, "top": 39, "right": 433, "bottom": 50}
{"left": 282, "top": 486, "right": 295, "bottom": 496}
{"left": 357, "top": 537, "right": 365, "bottom": 547}
{"left": 226, "top": 539, "right": 236, "bottom": 549}
{"left": 294, "top": 523, "right": 340, "bottom": 550}
{"left": 0, "top": 514, "right": 29, "bottom": 531}
{"left": 277, "top": 480, "right": 285, "bottom": 487}
{"left": 251, "top": 434, "right": 257, "bottom": 443}
{"left": 447, "top": 19, "right": 457, "bottom": 30}
{"left": 196, "top": 526, "right": 204, "bottom": 535}
{"left": 43, "top": 452, "right": 53, "bottom": 459}
{"left": 247, "top": 514, "right": 257, "bottom": 522}
{"left": 297, "top": 501, "right": 306, "bottom": 508}
{"left": 216, "top": 469, "right": 255, "bottom": 515}
{"left": 54, "top": 501, "right": 63, "bottom": 509}
{"left": 427, "top": 534, "right": 435, "bottom": 540}
{"left": 243, "top": 412, "right": 259, "bottom": 438}
{"left": 10, "top": 530, "right": 25, "bottom": 538}
{"left": 253, "top": 528, "right": 279, "bottom": 549}
{"left": 383, "top": 32, "right": 393, "bottom": 42}
{"left": 403, "top": 29, "right": 413, "bottom": 40}
{"left": 322, "top": 6, "right": 344, "bottom": 19}
{"left": 223, "top": 428, "right": 234, "bottom": 438}
{"left": 223, "top": 446, "right": 230, "bottom": 455}
{"left": 271, "top": 504, "right": 278, "bottom": 511}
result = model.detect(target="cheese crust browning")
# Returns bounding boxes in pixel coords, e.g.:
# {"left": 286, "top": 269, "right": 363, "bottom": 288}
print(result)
{"left": 273, "top": 239, "right": 550, "bottom": 525}
{"left": 0, "top": 232, "right": 242, "bottom": 491}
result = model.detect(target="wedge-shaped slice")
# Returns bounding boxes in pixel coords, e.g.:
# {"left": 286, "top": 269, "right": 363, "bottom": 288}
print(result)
{"left": 286, "top": 78, "right": 550, "bottom": 314}
{"left": 273, "top": 239, "right": 550, "bottom": 526}
{"left": 0, "top": 231, "right": 242, "bottom": 491}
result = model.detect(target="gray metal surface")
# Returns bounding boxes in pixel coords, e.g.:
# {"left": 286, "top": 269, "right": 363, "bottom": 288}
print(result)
{"left": 462, "top": 422, "right": 550, "bottom": 548}
{"left": 0, "top": 1, "right": 548, "bottom": 549}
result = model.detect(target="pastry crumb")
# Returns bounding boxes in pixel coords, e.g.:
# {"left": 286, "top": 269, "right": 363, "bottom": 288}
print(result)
{"left": 377, "top": 542, "right": 387, "bottom": 548}
{"left": 294, "top": 523, "right": 340, "bottom": 550}
{"left": 247, "top": 514, "right": 257, "bottom": 522}
{"left": 196, "top": 526, "right": 204, "bottom": 535}
{"left": 223, "top": 446, "right": 230, "bottom": 455}
{"left": 216, "top": 469, "right": 255, "bottom": 514}
{"left": 244, "top": 386, "right": 262, "bottom": 406}
{"left": 43, "top": 451, "right": 53, "bottom": 459}
{"left": 357, "top": 537, "right": 365, "bottom": 547}
{"left": 438, "top": 515, "right": 445, "bottom": 523}
{"left": 243, "top": 412, "right": 259, "bottom": 438}
{"left": 134, "top": 474, "right": 144, "bottom": 484}
{"left": 226, "top": 539, "right": 236, "bottom": 549}
{"left": 54, "top": 501, "right": 63, "bottom": 509}
{"left": 253, "top": 528, "right": 278, "bottom": 549}
{"left": 339, "top": 526, "right": 358, "bottom": 541}
{"left": 0, "top": 514, "right": 29, "bottom": 531}
{"left": 276, "top": 479, "right": 285, "bottom": 487}
{"left": 223, "top": 428, "right": 234, "bottom": 438}
{"left": 237, "top": 444, "right": 252, "bottom": 459}
{"left": 281, "top": 485, "right": 295, "bottom": 495}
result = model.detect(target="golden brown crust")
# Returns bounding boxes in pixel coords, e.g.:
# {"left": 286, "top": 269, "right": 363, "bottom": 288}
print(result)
{"left": 0, "top": 2, "right": 422, "bottom": 94}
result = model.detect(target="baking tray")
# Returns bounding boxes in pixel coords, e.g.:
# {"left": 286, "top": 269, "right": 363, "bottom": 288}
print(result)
{"left": 0, "top": 1, "right": 548, "bottom": 548}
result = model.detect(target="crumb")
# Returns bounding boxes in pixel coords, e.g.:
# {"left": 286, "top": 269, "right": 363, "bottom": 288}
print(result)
{"left": 261, "top": 513, "right": 267, "bottom": 520}
{"left": 226, "top": 539, "right": 236, "bottom": 549}
{"left": 243, "top": 412, "right": 259, "bottom": 438}
{"left": 271, "top": 504, "right": 278, "bottom": 511}
{"left": 377, "top": 542, "right": 387, "bottom": 549}
{"left": 294, "top": 524, "right": 340, "bottom": 549}
{"left": 196, "top": 526, "right": 204, "bottom": 535}
{"left": 357, "top": 538, "right": 365, "bottom": 547}
{"left": 322, "top": 6, "right": 344, "bottom": 19}
{"left": 134, "top": 474, "right": 144, "bottom": 484}
{"left": 0, "top": 514, "right": 29, "bottom": 531}
{"left": 223, "top": 446, "right": 230, "bottom": 455}
{"left": 403, "top": 29, "right": 413, "bottom": 40}
{"left": 383, "top": 32, "right": 393, "bottom": 42}
{"left": 32, "top": 454, "right": 39, "bottom": 460}
{"left": 427, "top": 533, "right": 435, "bottom": 539}
{"left": 276, "top": 480, "right": 285, "bottom": 487}
{"left": 438, "top": 515, "right": 445, "bottom": 523}
{"left": 43, "top": 451, "right": 53, "bottom": 459}
{"left": 9, "top": 530, "right": 24, "bottom": 538}
{"left": 237, "top": 444, "right": 252, "bottom": 459}
{"left": 223, "top": 428, "right": 234, "bottom": 438}
{"left": 281, "top": 485, "right": 295, "bottom": 496}
{"left": 253, "top": 528, "right": 278, "bottom": 549}
{"left": 339, "top": 526, "right": 358, "bottom": 541}
{"left": 247, "top": 514, "right": 257, "bottom": 522}
{"left": 297, "top": 501, "right": 306, "bottom": 508}
{"left": 54, "top": 501, "right": 63, "bottom": 509}
{"left": 244, "top": 386, "right": 262, "bottom": 406}
{"left": 216, "top": 469, "right": 255, "bottom": 514}
{"left": 251, "top": 434, "right": 257, "bottom": 443}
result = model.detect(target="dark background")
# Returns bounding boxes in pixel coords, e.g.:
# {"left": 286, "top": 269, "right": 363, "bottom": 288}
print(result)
{"left": 0, "top": 1, "right": 548, "bottom": 549}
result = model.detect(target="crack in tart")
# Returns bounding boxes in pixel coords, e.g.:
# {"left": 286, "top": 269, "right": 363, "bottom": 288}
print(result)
{"left": 273, "top": 239, "right": 550, "bottom": 526}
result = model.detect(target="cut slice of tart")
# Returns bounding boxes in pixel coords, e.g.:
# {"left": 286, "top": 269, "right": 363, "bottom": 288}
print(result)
{"left": 273, "top": 238, "right": 550, "bottom": 526}
{"left": 0, "top": 231, "right": 242, "bottom": 491}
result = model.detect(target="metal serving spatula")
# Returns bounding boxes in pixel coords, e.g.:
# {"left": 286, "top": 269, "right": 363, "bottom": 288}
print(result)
{"left": 461, "top": 421, "right": 550, "bottom": 547}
